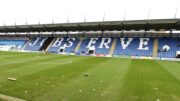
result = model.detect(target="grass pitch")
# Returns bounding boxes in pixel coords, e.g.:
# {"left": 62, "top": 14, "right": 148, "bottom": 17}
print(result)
{"left": 0, "top": 52, "right": 180, "bottom": 101}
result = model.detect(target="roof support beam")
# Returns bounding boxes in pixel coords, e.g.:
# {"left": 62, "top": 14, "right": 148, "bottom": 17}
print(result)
{"left": 0, "top": 19, "right": 180, "bottom": 32}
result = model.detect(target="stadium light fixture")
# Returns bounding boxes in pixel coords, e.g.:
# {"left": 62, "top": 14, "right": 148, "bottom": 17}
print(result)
{"left": 3, "top": 19, "right": 6, "bottom": 26}
{"left": 52, "top": 17, "right": 54, "bottom": 24}
{"left": 103, "top": 12, "right": 105, "bottom": 22}
{"left": 84, "top": 13, "right": 86, "bottom": 22}
{"left": 38, "top": 17, "right": 41, "bottom": 25}
{"left": 26, "top": 17, "right": 28, "bottom": 25}
{"left": 14, "top": 19, "right": 16, "bottom": 26}
{"left": 174, "top": 7, "right": 178, "bottom": 19}
{"left": 67, "top": 15, "right": 69, "bottom": 23}
{"left": 123, "top": 10, "right": 127, "bottom": 21}
{"left": 147, "top": 9, "right": 151, "bottom": 19}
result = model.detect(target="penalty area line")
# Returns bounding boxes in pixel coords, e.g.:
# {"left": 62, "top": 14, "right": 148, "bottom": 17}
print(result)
{"left": 37, "top": 60, "right": 73, "bottom": 65}
{"left": 0, "top": 56, "right": 55, "bottom": 66}
{"left": 0, "top": 94, "right": 26, "bottom": 101}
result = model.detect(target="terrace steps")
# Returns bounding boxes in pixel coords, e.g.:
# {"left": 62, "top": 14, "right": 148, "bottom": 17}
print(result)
{"left": 109, "top": 38, "right": 117, "bottom": 55}
{"left": 22, "top": 39, "right": 31, "bottom": 50}
{"left": 153, "top": 38, "right": 158, "bottom": 57}
{"left": 75, "top": 38, "right": 83, "bottom": 52}
{"left": 45, "top": 38, "right": 56, "bottom": 52}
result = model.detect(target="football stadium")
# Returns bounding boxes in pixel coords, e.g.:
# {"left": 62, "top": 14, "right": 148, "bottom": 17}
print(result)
{"left": 0, "top": 0, "right": 180, "bottom": 100}
{"left": 0, "top": 19, "right": 180, "bottom": 101}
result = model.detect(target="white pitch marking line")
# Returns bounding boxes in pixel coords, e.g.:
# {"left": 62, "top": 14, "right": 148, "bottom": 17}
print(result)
{"left": 157, "top": 98, "right": 160, "bottom": 101}
{"left": 0, "top": 56, "right": 62, "bottom": 66}
{"left": 0, "top": 58, "right": 44, "bottom": 65}
{"left": 38, "top": 60, "right": 73, "bottom": 65}
{"left": 0, "top": 94, "right": 26, "bottom": 101}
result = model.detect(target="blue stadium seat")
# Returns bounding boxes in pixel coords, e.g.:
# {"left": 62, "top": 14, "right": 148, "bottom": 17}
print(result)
{"left": 114, "top": 38, "right": 154, "bottom": 57}
{"left": 0, "top": 39, "right": 27, "bottom": 49}
{"left": 19, "top": 37, "right": 180, "bottom": 59}
{"left": 25, "top": 37, "right": 47, "bottom": 51}
{"left": 47, "top": 38, "right": 64, "bottom": 53}
{"left": 94, "top": 38, "right": 113, "bottom": 54}
{"left": 157, "top": 38, "right": 180, "bottom": 58}
{"left": 77, "top": 38, "right": 112, "bottom": 55}
{"left": 64, "top": 38, "right": 80, "bottom": 53}
{"left": 48, "top": 37, "right": 79, "bottom": 53}
{"left": 77, "top": 38, "right": 91, "bottom": 54}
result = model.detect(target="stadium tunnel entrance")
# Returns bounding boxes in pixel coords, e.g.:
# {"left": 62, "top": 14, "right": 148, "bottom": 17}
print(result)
{"left": 59, "top": 47, "right": 65, "bottom": 53}
{"left": 176, "top": 51, "right": 180, "bottom": 58}
{"left": 88, "top": 47, "right": 95, "bottom": 54}
{"left": 39, "top": 37, "right": 54, "bottom": 51}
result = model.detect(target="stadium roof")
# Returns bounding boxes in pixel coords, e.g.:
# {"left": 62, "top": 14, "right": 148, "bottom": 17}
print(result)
{"left": 0, "top": 18, "right": 180, "bottom": 32}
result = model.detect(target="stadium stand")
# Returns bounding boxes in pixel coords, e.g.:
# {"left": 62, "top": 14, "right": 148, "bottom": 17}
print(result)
{"left": 0, "top": 19, "right": 180, "bottom": 59}
{"left": 114, "top": 38, "right": 154, "bottom": 57}
{"left": 47, "top": 37, "right": 79, "bottom": 53}
{"left": 63, "top": 38, "right": 80, "bottom": 53}
{"left": 157, "top": 38, "right": 180, "bottom": 58}
{"left": 25, "top": 37, "right": 47, "bottom": 51}
{"left": 0, "top": 37, "right": 28, "bottom": 51}
{"left": 0, "top": 36, "right": 180, "bottom": 59}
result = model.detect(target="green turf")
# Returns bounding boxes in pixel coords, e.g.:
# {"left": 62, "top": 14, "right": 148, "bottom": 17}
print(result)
{"left": 0, "top": 51, "right": 180, "bottom": 101}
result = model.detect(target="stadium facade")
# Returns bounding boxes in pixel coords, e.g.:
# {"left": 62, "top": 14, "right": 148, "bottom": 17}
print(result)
{"left": 0, "top": 19, "right": 180, "bottom": 60}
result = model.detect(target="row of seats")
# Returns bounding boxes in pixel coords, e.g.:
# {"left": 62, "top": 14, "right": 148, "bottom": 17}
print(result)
{"left": 77, "top": 38, "right": 113, "bottom": 54}
{"left": 0, "top": 37, "right": 179, "bottom": 58}
{"left": 0, "top": 39, "right": 27, "bottom": 49}
{"left": 48, "top": 38, "right": 80, "bottom": 53}
{"left": 25, "top": 37, "right": 180, "bottom": 58}
{"left": 25, "top": 37, "right": 47, "bottom": 51}
{"left": 114, "top": 38, "right": 154, "bottom": 57}
{"left": 157, "top": 38, "right": 180, "bottom": 58}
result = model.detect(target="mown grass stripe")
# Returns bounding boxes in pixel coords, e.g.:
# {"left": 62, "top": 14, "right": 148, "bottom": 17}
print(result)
{"left": 0, "top": 56, "right": 94, "bottom": 100}
{"left": 0, "top": 55, "right": 78, "bottom": 84}
{"left": 0, "top": 51, "right": 180, "bottom": 101}
{"left": 119, "top": 59, "right": 180, "bottom": 101}
{"left": 37, "top": 58, "right": 131, "bottom": 101}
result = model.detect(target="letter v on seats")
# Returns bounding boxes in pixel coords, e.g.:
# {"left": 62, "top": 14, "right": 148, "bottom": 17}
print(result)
{"left": 120, "top": 38, "right": 133, "bottom": 49}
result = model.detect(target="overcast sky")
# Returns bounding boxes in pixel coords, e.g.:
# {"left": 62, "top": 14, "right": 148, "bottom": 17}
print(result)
{"left": 0, "top": 0, "right": 179, "bottom": 25}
